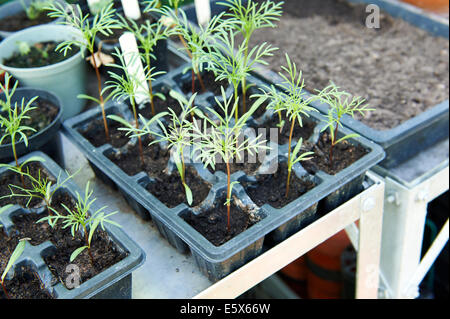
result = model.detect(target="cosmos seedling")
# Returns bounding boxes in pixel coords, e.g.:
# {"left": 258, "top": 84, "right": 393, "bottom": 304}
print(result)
{"left": 318, "top": 82, "right": 374, "bottom": 167}
{"left": 104, "top": 48, "right": 156, "bottom": 166}
{"left": 192, "top": 87, "right": 268, "bottom": 232}
{"left": 2, "top": 167, "right": 78, "bottom": 218}
{"left": 112, "top": 91, "right": 198, "bottom": 205}
{"left": 118, "top": 15, "right": 170, "bottom": 116}
{"left": 163, "top": 8, "right": 228, "bottom": 95}
{"left": 205, "top": 30, "right": 277, "bottom": 121}
{"left": 38, "top": 182, "right": 121, "bottom": 265}
{"left": 0, "top": 73, "right": 40, "bottom": 186}
{"left": 219, "top": 0, "right": 283, "bottom": 113}
{"left": 257, "top": 54, "right": 324, "bottom": 197}
{"left": 46, "top": 1, "right": 119, "bottom": 141}
{"left": 0, "top": 239, "right": 28, "bottom": 299}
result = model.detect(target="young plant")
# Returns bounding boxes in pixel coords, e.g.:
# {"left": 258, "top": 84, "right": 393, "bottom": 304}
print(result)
{"left": 285, "top": 138, "right": 314, "bottom": 197}
{"left": 318, "top": 82, "right": 374, "bottom": 167}
{"left": 163, "top": 8, "right": 228, "bottom": 95}
{"left": 46, "top": 1, "right": 119, "bottom": 142}
{"left": 192, "top": 87, "right": 268, "bottom": 232}
{"left": 38, "top": 182, "right": 121, "bottom": 265}
{"left": 20, "top": 0, "right": 52, "bottom": 20}
{"left": 205, "top": 30, "right": 277, "bottom": 121}
{"left": 118, "top": 15, "right": 171, "bottom": 117}
{"left": 111, "top": 91, "right": 198, "bottom": 205}
{"left": 0, "top": 239, "right": 28, "bottom": 299}
{"left": 104, "top": 48, "right": 158, "bottom": 166}
{"left": 219, "top": 0, "right": 283, "bottom": 113}
{"left": 0, "top": 73, "right": 39, "bottom": 186}
{"left": 2, "top": 167, "right": 78, "bottom": 218}
{"left": 258, "top": 54, "right": 324, "bottom": 197}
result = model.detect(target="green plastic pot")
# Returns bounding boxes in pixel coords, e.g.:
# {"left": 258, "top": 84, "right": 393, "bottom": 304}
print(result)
{"left": 0, "top": 24, "right": 86, "bottom": 120}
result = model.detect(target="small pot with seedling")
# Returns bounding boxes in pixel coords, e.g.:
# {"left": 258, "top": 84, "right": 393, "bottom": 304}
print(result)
{"left": 0, "top": 151, "right": 145, "bottom": 299}
{"left": 0, "top": 4, "right": 86, "bottom": 120}
{"left": 0, "top": 73, "right": 63, "bottom": 165}
{"left": 0, "top": 0, "right": 67, "bottom": 39}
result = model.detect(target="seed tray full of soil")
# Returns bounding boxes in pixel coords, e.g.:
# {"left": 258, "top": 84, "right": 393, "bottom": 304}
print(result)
{"left": 63, "top": 58, "right": 384, "bottom": 281}
{"left": 0, "top": 152, "right": 145, "bottom": 299}
{"left": 246, "top": 0, "right": 449, "bottom": 168}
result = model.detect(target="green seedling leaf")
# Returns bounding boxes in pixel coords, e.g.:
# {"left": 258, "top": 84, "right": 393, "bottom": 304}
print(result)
{"left": 1, "top": 240, "right": 27, "bottom": 282}
{"left": 335, "top": 133, "right": 360, "bottom": 145}
{"left": 70, "top": 246, "right": 88, "bottom": 263}
{"left": 184, "top": 184, "right": 193, "bottom": 206}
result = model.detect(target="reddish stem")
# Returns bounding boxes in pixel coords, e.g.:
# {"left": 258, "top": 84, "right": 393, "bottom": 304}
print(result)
{"left": 91, "top": 52, "right": 110, "bottom": 142}
{"left": 1, "top": 281, "right": 9, "bottom": 299}
{"left": 226, "top": 161, "right": 231, "bottom": 233}
{"left": 286, "top": 118, "right": 296, "bottom": 198}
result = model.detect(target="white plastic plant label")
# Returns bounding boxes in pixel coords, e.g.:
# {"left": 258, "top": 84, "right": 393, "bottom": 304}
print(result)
{"left": 119, "top": 32, "right": 149, "bottom": 105}
{"left": 195, "top": 0, "right": 211, "bottom": 26}
{"left": 121, "top": 0, "right": 142, "bottom": 20}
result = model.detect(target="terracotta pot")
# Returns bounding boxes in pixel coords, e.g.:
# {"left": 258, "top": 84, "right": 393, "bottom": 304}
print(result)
{"left": 401, "top": 0, "right": 449, "bottom": 13}
{"left": 306, "top": 230, "right": 350, "bottom": 299}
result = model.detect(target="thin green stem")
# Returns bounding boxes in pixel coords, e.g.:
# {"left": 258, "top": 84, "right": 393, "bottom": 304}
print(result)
{"left": 286, "top": 116, "right": 296, "bottom": 198}
{"left": 226, "top": 161, "right": 231, "bottom": 233}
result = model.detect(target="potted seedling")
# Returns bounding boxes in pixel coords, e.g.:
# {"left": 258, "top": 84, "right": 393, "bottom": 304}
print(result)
{"left": 205, "top": 29, "right": 277, "bottom": 121}
{"left": 38, "top": 181, "right": 121, "bottom": 265}
{"left": 0, "top": 73, "right": 62, "bottom": 164}
{"left": 192, "top": 87, "right": 267, "bottom": 232}
{"left": 109, "top": 90, "right": 200, "bottom": 205}
{"left": 0, "top": 150, "right": 146, "bottom": 299}
{"left": 219, "top": 0, "right": 283, "bottom": 114}
{"left": 317, "top": 82, "right": 374, "bottom": 171}
{"left": 118, "top": 14, "right": 171, "bottom": 117}
{"left": 0, "top": 0, "right": 66, "bottom": 38}
{"left": 43, "top": 1, "right": 118, "bottom": 124}
{"left": 0, "top": 239, "right": 27, "bottom": 299}
{"left": 163, "top": 6, "right": 228, "bottom": 96}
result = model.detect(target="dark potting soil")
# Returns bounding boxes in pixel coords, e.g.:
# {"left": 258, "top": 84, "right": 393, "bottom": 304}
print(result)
{"left": 252, "top": 114, "right": 317, "bottom": 146}
{"left": 0, "top": 190, "right": 127, "bottom": 297}
{"left": 242, "top": 162, "right": 316, "bottom": 209}
{"left": 107, "top": 137, "right": 170, "bottom": 177}
{"left": 3, "top": 41, "right": 80, "bottom": 68}
{"left": 183, "top": 200, "right": 261, "bottom": 246}
{"left": 0, "top": 11, "right": 54, "bottom": 32}
{"left": 0, "top": 162, "right": 55, "bottom": 208}
{"left": 181, "top": 70, "right": 229, "bottom": 96}
{"left": 145, "top": 166, "right": 212, "bottom": 208}
{"left": 250, "top": 0, "right": 449, "bottom": 130}
{"left": 208, "top": 157, "right": 262, "bottom": 176}
{"left": 79, "top": 116, "right": 130, "bottom": 149}
{"left": 213, "top": 89, "right": 269, "bottom": 120}
{"left": 302, "top": 132, "right": 368, "bottom": 175}
{"left": 0, "top": 265, "right": 53, "bottom": 299}
{"left": 132, "top": 93, "right": 182, "bottom": 119}
{"left": 0, "top": 97, "right": 59, "bottom": 143}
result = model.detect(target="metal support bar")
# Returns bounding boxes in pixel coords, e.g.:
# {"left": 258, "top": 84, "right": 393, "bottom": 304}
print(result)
{"left": 379, "top": 165, "right": 449, "bottom": 299}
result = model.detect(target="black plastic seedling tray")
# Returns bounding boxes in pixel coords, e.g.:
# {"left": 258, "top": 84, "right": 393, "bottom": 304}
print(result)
{"left": 251, "top": 0, "right": 449, "bottom": 170}
{"left": 0, "top": 152, "right": 145, "bottom": 299}
{"left": 62, "top": 47, "right": 384, "bottom": 281}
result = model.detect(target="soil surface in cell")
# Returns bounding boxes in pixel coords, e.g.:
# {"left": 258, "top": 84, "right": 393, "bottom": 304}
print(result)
{"left": 107, "top": 137, "right": 170, "bottom": 177}
{"left": 183, "top": 201, "right": 260, "bottom": 246}
{"left": 0, "top": 11, "right": 54, "bottom": 32}
{"left": 208, "top": 156, "right": 262, "bottom": 176}
{"left": 181, "top": 70, "right": 229, "bottom": 96}
{"left": 0, "top": 162, "right": 55, "bottom": 208}
{"left": 250, "top": 0, "right": 449, "bottom": 130}
{"left": 137, "top": 92, "right": 184, "bottom": 119}
{"left": 252, "top": 114, "right": 317, "bottom": 146}
{"left": 212, "top": 89, "right": 269, "bottom": 120}
{"left": 3, "top": 41, "right": 80, "bottom": 68}
{"left": 79, "top": 116, "right": 130, "bottom": 149}
{"left": 0, "top": 264, "right": 53, "bottom": 299}
{"left": 0, "top": 97, "right": 59, "bottom": 143}
{"left": 242, "top": 162, "right": 316, "bottom": 208}
{"left": 146, "top": 166, "right": 212, "bottom": 208}
{"left": 302, "top": 132, "right": 368, "bottom": 175}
